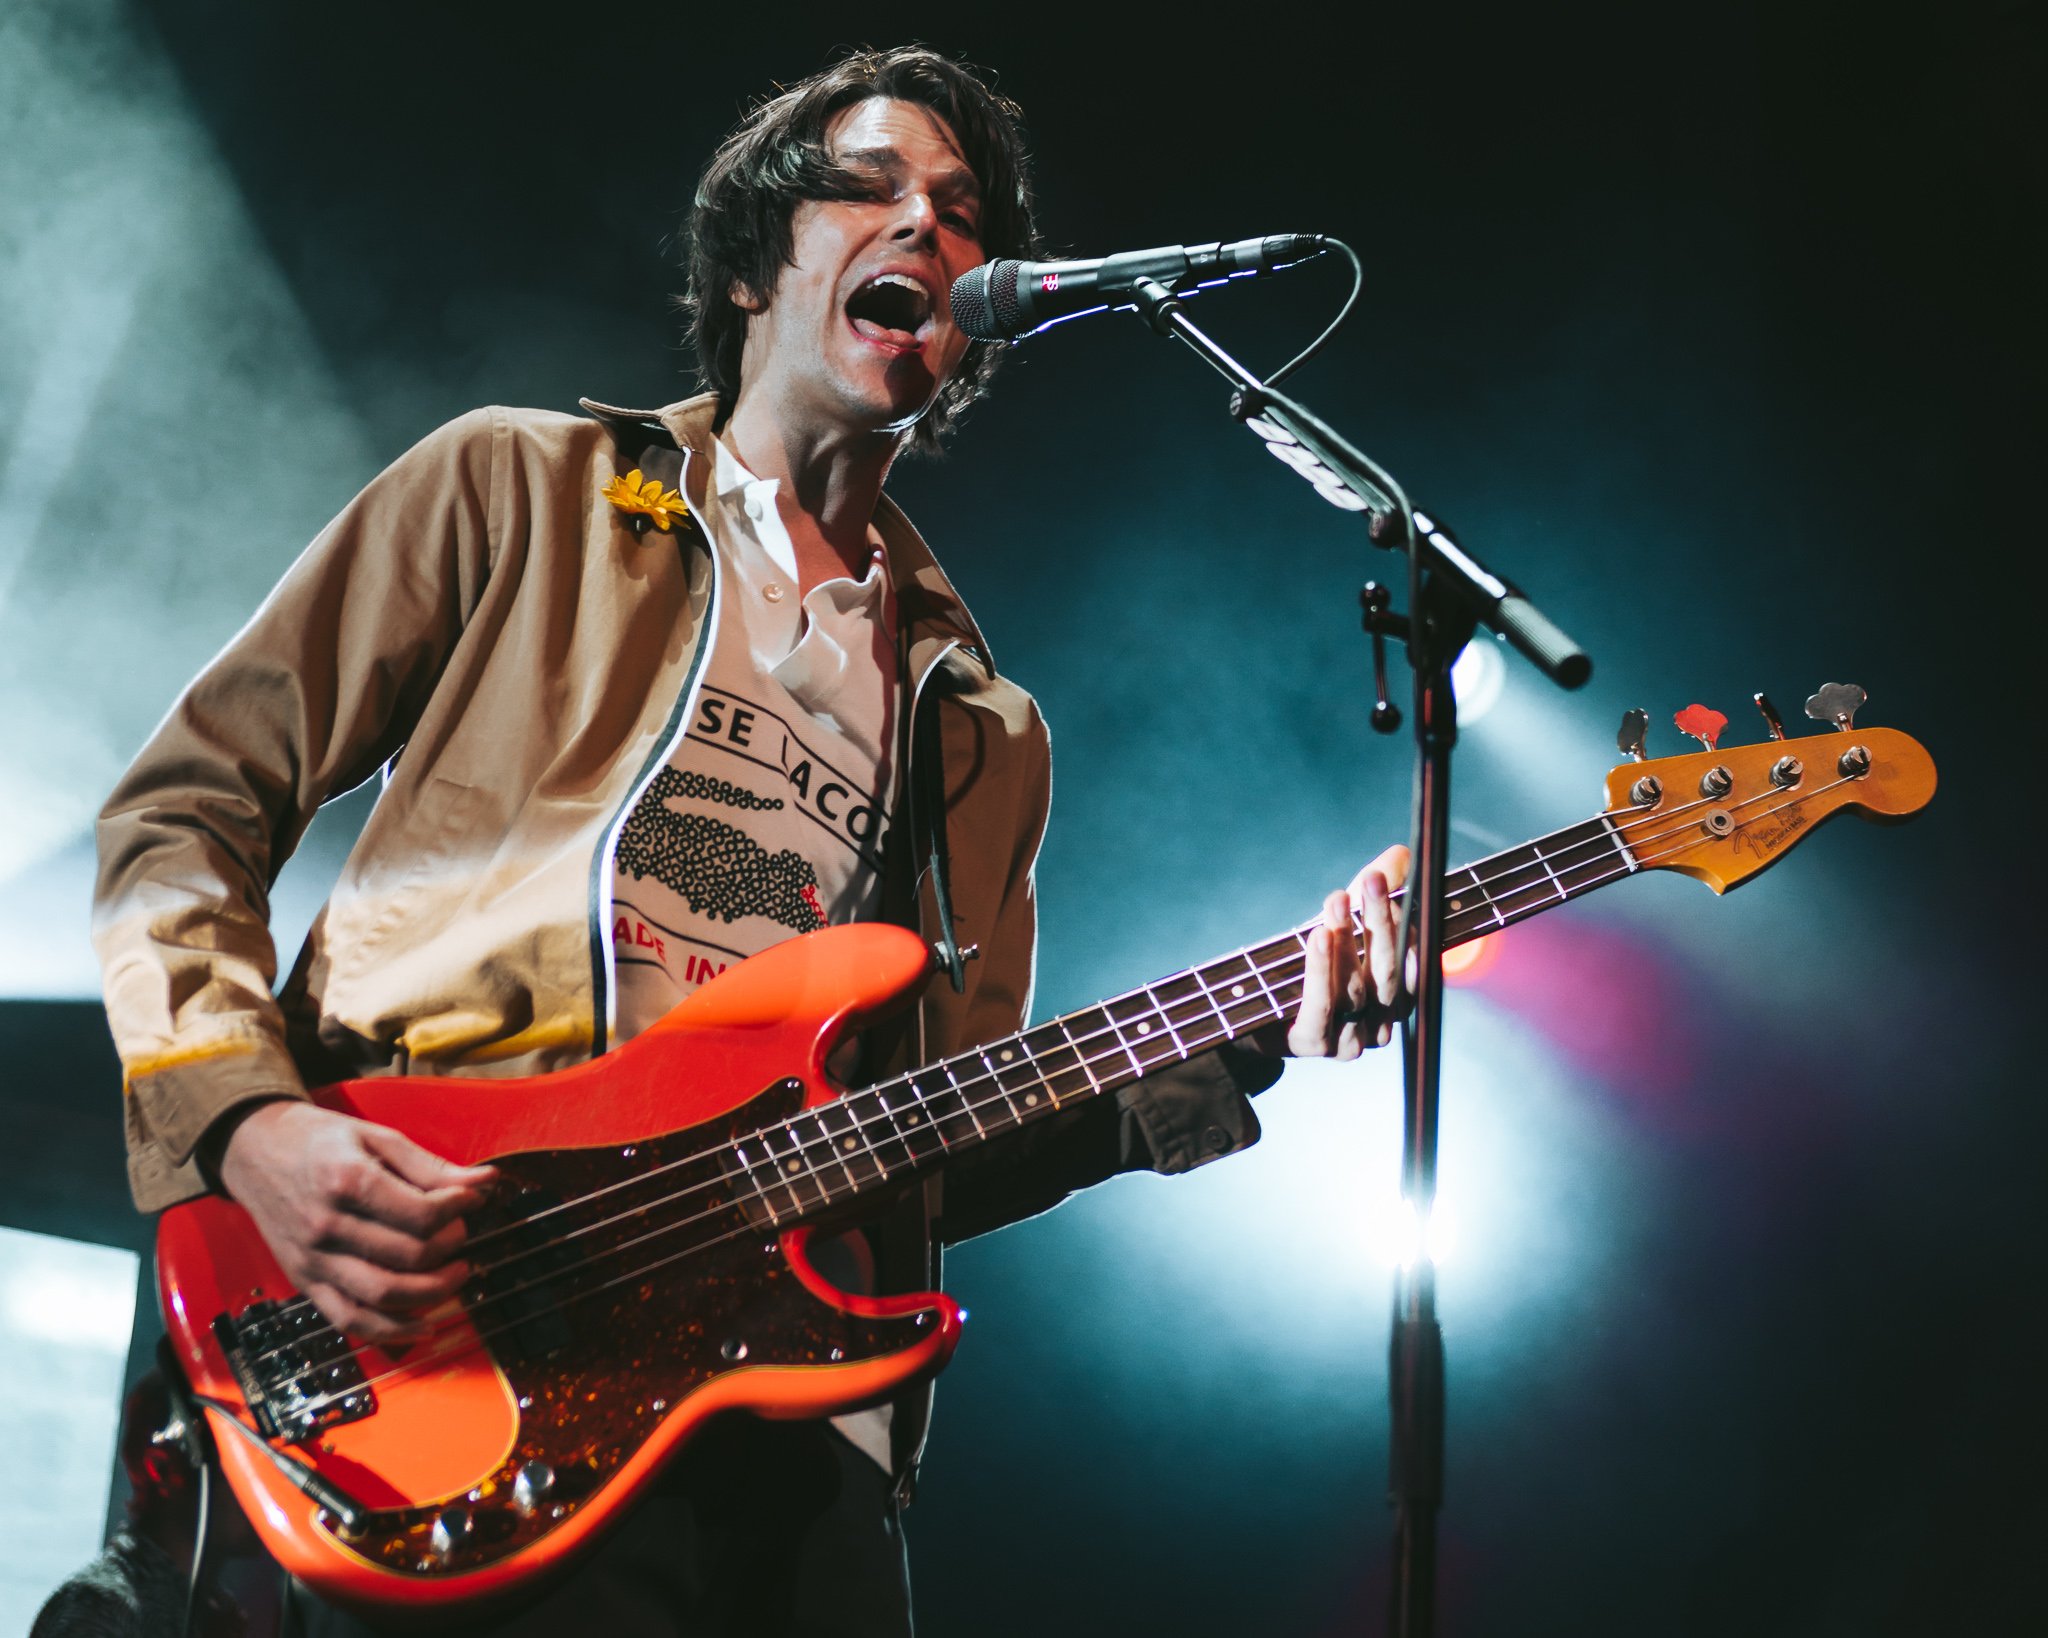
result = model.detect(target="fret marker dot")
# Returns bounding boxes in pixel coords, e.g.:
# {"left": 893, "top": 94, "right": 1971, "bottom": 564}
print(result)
{"left": 784, "top": 1160, "right": 800, "bottom": 1174}
{"left": 1231, "top": 984, "right": 1245, "bottom": 998}
{"left": 841, "top": 1137, "right": 856, "bottom": 1152}
{"left": 1024, "top": 1093, "right": 1039, "bottom": 1107}
{"left": 1136, "top": 1021, "right": 1151, "bottom": 1034}
{"left": 1450, "top": 898, "right": 1462, "bottom": 910}
{"left": 1000, "top": 1048, "right": 1014, "bottom": 1062}
{"left": 907, "top": 1113, "right": 921, "bottom": 1124}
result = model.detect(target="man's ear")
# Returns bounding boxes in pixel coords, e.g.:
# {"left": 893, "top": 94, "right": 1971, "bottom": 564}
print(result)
{"left": 729, "top": 278, "right": 766, "bottom": 315}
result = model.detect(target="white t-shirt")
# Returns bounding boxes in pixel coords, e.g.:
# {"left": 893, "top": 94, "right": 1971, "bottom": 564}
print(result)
{"left": 611, "top": 438, "right": 900, "bottom": 1036}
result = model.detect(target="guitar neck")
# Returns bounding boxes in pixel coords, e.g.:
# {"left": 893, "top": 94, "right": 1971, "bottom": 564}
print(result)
{"left": 734, "top": 812, "right": 1640, "bottom": 1223}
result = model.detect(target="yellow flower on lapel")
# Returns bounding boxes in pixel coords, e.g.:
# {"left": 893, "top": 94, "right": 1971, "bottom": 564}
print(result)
{"left": 601, "top": 468, "right": 689, "bottom": 535}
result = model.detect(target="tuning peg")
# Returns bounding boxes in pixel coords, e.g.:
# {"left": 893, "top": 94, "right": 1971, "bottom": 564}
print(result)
{"left": 1616, "top": 708, "right": 1649, "bottom": 762}
{"left": 1673, "top": 703, "right": 1728, "bottom": 753}
{"left": 1753, "top": 693, "right": 1787, "bottom": 741}
{"left": 1804, "top": 682, "right": 1866, "bottom": 732}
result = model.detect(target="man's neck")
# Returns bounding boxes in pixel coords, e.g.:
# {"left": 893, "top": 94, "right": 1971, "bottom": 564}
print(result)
{"left": 719, "top": 392, "right": 903, "bottom": 591}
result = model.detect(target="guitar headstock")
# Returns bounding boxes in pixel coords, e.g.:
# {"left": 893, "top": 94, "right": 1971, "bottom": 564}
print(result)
{"left": 1601, "top": 685, "right": 1935, "bottom": 893}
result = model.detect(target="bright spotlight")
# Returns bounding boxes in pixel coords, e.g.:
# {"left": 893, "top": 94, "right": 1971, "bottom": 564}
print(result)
{"left": 1366, "top": 1195, "right": 1456, "bottom": 1268}
{"left": 1452, "top": 637, "right": 1506, "bottom": 723}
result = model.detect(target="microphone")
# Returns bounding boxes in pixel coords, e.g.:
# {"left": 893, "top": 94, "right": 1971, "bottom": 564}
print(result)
{"left": 950, "top": 234, "right": 1328, "bottom": 341}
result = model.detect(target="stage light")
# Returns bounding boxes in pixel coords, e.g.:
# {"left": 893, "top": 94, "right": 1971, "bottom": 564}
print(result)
{"left": 1452, "top": 636, "right": 1507, "bottom": 723}
{"left": 1366, "top": 1194, "right": 1458, "bottom": 1268}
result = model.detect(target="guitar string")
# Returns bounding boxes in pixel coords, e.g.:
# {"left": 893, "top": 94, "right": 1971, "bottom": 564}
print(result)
{"left": 273, "top": 773, "right": 1856, "bottom": 1418}
{"left": 249, "top": 768, "right": 1854, "bottom": 1385}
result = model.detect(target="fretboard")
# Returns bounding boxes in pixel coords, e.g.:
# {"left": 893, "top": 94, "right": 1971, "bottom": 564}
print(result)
{"left": 729, "top": 812, "right": 1640, "bottom": 1225}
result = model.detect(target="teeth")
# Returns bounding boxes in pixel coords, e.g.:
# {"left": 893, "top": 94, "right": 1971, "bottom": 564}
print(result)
{"left": 862, "top": 272, "right": 931, "bottom": 321}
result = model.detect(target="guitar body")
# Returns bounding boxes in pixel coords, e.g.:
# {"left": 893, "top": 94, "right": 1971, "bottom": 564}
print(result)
{"left": 155, "top": 922, "right": 960, "bottom": 1612}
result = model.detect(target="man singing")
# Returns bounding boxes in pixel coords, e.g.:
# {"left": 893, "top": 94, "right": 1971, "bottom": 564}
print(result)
{"left": 93, "top": 45, "right": 1406, "bottom": 1635}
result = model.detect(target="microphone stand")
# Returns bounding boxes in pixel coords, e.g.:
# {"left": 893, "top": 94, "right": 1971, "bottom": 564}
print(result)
{"left": 1122, "top": 277, "right": 1591, "bottom": 1637}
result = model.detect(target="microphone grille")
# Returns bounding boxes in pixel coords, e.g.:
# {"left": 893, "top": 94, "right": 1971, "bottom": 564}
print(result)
{"left": 949, "top": 261, "right": 1024, "bottom": 342}
{"left": 987, "top": 260, "right": 1025, "bottom": 339}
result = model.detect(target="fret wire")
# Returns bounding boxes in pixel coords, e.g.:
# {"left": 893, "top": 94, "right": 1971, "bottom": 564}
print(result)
{"left": 1145, "top": 982, "right": 1192, "bottom": 1056}
{"left": 888, "top": 1079, "right": 944, "bottom": 1163}
{"left": 939, "top": 1058, "right": 988, "bottom": 1141}
{"left": 765, "top": 1122, "right": 824, "bottom": 1219}
{"left": 1054, "top": 1016, "right": 1106, "bottom": 1094}
{"left": 1188, "top": 962, "right": 1241, "bottom": 1039}
{"left": 787, "top": 1115, "right": 845, "bottom": 1204}
{"left": 823, "top": 1096, "right": 888, "bottom": 1187}
{"left": 1015, "top": 1028, "right": 1066, "bottom": 1110}
{"left": 975, "top": 1044, "right": 1028, "bottom": 1127}
{"left": 803, "top": 1108, "right": 861, "bottom": 1195}
{"left": 728, "top": 1139, "right": 785, "bottom": 1228}
{"left": 1109, "top": 1011, "right": 1145, "bottom": 1080}
{"left": 1597, "top": 812, "right": 1641, "bottom": 872}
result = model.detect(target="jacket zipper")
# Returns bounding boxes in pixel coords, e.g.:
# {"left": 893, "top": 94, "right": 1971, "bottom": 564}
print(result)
{"left": 585, "top": 447, "right": 721, "bottom": 1056}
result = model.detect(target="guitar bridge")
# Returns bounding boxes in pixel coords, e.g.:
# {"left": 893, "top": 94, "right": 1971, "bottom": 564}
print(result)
{"left": 212, "top": 1297, "right": 375, "bottom": 1445}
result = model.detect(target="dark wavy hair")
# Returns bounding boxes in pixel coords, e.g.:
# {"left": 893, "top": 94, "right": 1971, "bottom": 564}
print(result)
{"left": 681, "top": 46, "right": 1041, "bottom": 456}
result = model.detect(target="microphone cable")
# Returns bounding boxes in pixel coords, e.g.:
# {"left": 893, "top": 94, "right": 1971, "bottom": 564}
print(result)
{"left": 1265, "top": 236, "right": 1363, "bottom": 386}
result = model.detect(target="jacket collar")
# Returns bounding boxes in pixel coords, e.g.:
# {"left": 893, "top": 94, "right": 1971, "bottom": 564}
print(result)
{"left": 580, "top": 392, "right": 997, "bottom": 685}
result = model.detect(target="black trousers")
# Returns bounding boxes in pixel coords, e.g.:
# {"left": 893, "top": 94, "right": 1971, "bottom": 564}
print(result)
{"left": 282, "top": 1421, "right": 912, "bottom": 1638}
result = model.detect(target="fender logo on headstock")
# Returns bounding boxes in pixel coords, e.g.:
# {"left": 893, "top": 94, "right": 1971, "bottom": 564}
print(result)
{"left": 1736, "top": 805, "right": 1809, "bottom": 860}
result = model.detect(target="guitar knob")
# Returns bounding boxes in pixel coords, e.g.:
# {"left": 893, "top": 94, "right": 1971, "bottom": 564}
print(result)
{"left": 429, "top": 1505, "right": 473, "bottom": 1561}
{"left": 1699, "top": 765, "right": 1734, "bottom": 798}
{"left": 512, "top": 1461, "right": 557, "bottom": 1518}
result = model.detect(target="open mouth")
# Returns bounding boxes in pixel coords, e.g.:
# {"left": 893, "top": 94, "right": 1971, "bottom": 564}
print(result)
{"left": 845, "top": 272, "right": 934, "bottom": 352}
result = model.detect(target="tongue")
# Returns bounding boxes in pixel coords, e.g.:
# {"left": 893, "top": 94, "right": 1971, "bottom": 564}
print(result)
{"left": 851, "top": 315, "right": 920, "bottom": 348}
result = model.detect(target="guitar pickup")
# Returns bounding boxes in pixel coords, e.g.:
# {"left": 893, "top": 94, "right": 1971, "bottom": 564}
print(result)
{"left": 212, "top": 1297, "right": 375, "bottom": 1445}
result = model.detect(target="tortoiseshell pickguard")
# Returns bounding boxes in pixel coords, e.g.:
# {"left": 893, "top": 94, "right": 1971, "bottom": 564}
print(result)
{"left": 315, "top": 1083, "right": 935, "bottom": 1580}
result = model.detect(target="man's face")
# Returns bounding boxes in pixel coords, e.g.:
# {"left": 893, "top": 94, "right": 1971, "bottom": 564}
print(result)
{"left": 736, "top": 97, "right": 986, "bottom": 439}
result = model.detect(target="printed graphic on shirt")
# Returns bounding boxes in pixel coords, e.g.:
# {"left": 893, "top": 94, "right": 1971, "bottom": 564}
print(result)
{"left": 689, "top": 686, "right": 890, "bottom": 869}
{"left": 611, "top": 901, "right": 736, "bottom": 987}
{"left": 669, "top": 768, "right": 785, "bottom": 813}
{"left": 616, "top": 768, "right": 828, "bottom": 933}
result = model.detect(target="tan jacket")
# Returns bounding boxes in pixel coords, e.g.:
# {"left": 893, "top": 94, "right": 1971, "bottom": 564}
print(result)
{"left": 95, "top": 395, "right": 1269, "bottom": 1220}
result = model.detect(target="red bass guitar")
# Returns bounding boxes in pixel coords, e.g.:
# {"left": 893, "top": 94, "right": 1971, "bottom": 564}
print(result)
{"left": 154, "top": 695, "right": 1935, "bottom": 1610}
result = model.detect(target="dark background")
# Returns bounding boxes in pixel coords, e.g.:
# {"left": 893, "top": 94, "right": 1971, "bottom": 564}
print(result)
{"left": 2, "top": 0, "right": 2041, "bottom": 1631}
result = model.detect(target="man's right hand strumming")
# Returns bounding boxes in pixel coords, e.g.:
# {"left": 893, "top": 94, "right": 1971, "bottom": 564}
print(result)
{"left": 213, "top": 1101, "right": 498, "bottom": 1346}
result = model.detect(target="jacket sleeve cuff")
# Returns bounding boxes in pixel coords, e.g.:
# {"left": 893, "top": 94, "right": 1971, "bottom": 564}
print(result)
{"left": 127, "top": 1039, "right": 309, "bottom": 1167}
{"left": 1115, "top": 1044, "right": 1282, "bottom": 1175}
